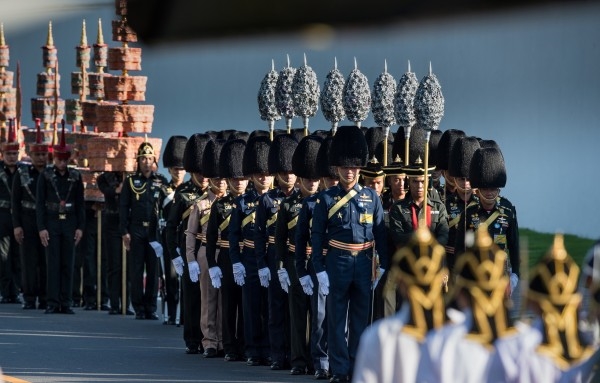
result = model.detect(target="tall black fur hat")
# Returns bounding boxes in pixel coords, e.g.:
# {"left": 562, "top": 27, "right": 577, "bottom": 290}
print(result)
{"left": 205, "top": 131, "right": 218, "bottom": 140}
{"left": 202, "top": 139, "right": 226, "bottom": 178}
{"left": 292, "top": 135, "right": 323, "bottom": 179}
{"left": 469, "top": 147, "right": 507, "bottom": 188}
{"left": 268, "top": 134, "right": 298, "bottom": 174}
{"left": 392, "top": 126, "right": 428, "bottom": 166}
{"left": 219, "top": 139, "right": 246, "bottom": 178}
{"left": 291, "top": 128, "right": 306, "bottom": 143}
{"left": 311, "top": 130, "right": 331, "bottom": 139}
{"left": 317, "top": 136, "right": 336, "bottom": 178}
{"left": 162, "top": 135, "right": 187, "bottom": 168}
{"left": 249, "top": 130, "right": 270, "bottom": 140}
{"left": 243, "top": 135, "right": 271, "bottom": 176}
{"left": 436, "top": 129, "right": 466, "bottom": 171}
{"left": 183, "top": 133, "right": 212, "bottom": 173}
{"left": 428, "top": 130, "right": 443, "bottom": 168}
{"left": 365, "top": 126, "right": 386, "bottom": 160}
{"left": 449, "top": 136, "right": 481, "bottom": 179}
{"left": 479, "top": 139, "right": 502, "bottom": 153}
{"left": 329, "top": 125, "right": 369, "bottom": 167}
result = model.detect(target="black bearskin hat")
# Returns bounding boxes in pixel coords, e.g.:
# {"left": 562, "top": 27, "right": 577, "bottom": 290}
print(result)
{"left": 202, "top": 139, "right": 226, "bottom": 178}
{"left": 268, "top": 133, "right": 298, "bottom": 174}
{"left": 436, "top": 129, "right": 466, "bottom": 171}
{"left": 469, "top": 147, "right": 507, "bottom": 189}
{"left": 231, "top": 130, "right": 250, "bottom": 142}
{"left": 392, "top": 126, "right": 428, "bottom": 167}
{"left": 365, "top": 126, "right": 386, "bottom": 160}
{"left": 243, "top": 135, "right": 271, "bottom": 176}
{"left": 428, "top": 130, "right": 443, "bottom": 168}
{"left": 449, "top": 136, "right": 480, "bottom": 179}
{"left": 219, "top": 139, "right": 246, "bottom": 179}
{"left": 292, "top": 135, "right": 323, "bottom": 179}
{"left": 317, "top": 136, "right": 336, "bottom": 178}
{"left": 329, "top": 125, "right": 368, "bottom": 167}
{"left": 162, "top": 135, "right": 187, "bottom": 168}
{"left": 183, "top": 133, "right": 212, "bottom": 173}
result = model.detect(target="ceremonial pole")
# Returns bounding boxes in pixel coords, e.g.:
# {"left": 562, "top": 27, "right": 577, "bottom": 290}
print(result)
{"left": 394, "top": 60, "right": 418, "bottom": 167}
{"left": 372, "top": 59, "right": 396, "bottom": 167}
{"left": 321, "top": 57, "right": 345, "bottom": 136}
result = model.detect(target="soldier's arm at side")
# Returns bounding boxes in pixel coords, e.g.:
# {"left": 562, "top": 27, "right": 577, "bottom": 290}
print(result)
{"left": 434, "top": 202, "right": 449, "bottom": 246}
{"left": 274, "top": 202, "right": 289, "bottom": 267}
{"left": 294, "top": 202, "right": 310, "bottom": 279}
{"left": 11, "top": 169, "right": 23, "bottom": 228}
{"left": 119, "top": 176, "right": 132, "bottom": 236}
{"left": 75, "top": 173, "right": 85, "bottom": 231}
{"left": 165, "top": 191, "right": 184, "bottom": 260}
{"left": 185, "top": 204, "right": 200, "bottom": 263}
{"left": 228, "top": 197, "right": 243, "bottom": 265}
{"left": 388, "top": 202, "right": 412, "bottom": 248}
{"left": 205, "top": 201, "right": 219, "bottom": 269}
{"left": 254, "top": 195, "right": 269, "bottom": 270}
{"left": 372, "top": 192, "right": 388, "bottom": 270}
{"left": 310, "top": 196, "right": 328, "bottom": 274}
{"left": 35, "top": 170, "right": 48, "bottom": 232}
{"left": 508, "top": 206, "right": 520, "bottom": 277}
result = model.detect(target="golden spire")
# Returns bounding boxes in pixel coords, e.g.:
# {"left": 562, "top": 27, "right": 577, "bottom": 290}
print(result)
{"left": 0, "top": 23, "right": 5, "bottom": 46}
{"left": 80, "top": 19, "right": 88, "bottom": 46}
{"left": 46, "top": 21, "right": 54, "bottom": 47}
{"left": 96, "top": 18, "right": 104, "bottom": 45}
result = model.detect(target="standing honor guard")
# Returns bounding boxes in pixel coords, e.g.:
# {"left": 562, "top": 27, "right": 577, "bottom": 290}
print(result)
{"left": 12, "top": 120, "right": 49, "bottom": 309}
{"left": 456, "top": 147, "right": 519, "bottom": 298}
{"left": 229, "top": 133, "right": 272, "bottom": 366}
{"left": 36, "top": 122, "right": 85, "bottom": 314}
{"left": 186, "top": 139, "right": 227, "bottom": 358}
{"left": 1, "top": 120, "right": 22, "bottom": 304}
{"left": 158, "top": 135, "right": 187, "bottom": 324}
{"left": 205, "top": 138, "right": 249, "bottom": 362}
{"left": 166, "top": 133, "right": 209, "bottom": 354}
{"left": 255, "top": 133, "right": 298, "bottom": 371}
{"left": 119, "top": 140, "right": 168, "bottom": 320}
{"left": 97, "top": 170, "right": 133, "bottom": 315}
{"left": 311, "top": 125, "right": 388, "bottom": 383}
{"left": 276, "top": 135, "right": 322, "bottom": 376}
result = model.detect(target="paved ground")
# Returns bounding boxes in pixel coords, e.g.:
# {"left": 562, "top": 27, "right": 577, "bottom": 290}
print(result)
{"left": 0, "top": 303, "right": 315, "bottom": 383}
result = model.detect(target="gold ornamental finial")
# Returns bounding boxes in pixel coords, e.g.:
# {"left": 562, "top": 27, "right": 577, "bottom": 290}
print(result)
{"left": 80, "top": 19, "right": 88, "bottom": 46}
{"left": 96, "top": 18, "right": 104, "bottom": 45}
{"left": 0, "top": 23, "right": 5, "bottom": 46}
{"left": 549, "top": 233, "right": 568, "bottom": 261}
{"left": 47, "top": 21, "right": 54, "bottom": 47}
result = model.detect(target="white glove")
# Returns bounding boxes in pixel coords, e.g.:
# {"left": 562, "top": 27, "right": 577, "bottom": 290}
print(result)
{"left": 277, "top": 268, "right": 291, "bottom": 293}
{"left": 299, "top": 275, "right": 314, "bottom": 296}
{"left": 258, "top": 267, "right": 271, "bottom": 288}
{"left": 172, "top": 256, "right": 184, "bottom": 277}
{"left": 509, "top": 273, "right": 519, "bottom": 297}
{"left": 188, "top": 260, "right": 200, "bottom": 283}
{"left": 316, "top": 271, "right": 329, "bottom": 296}
{"left": 149, "top": 241, "right": 163, "bottom": 258}
{"left": 209, "top": 266, "right": 223, "bottom": 289}
{"left": 232, "top": 262, "right": 246, "bottom": 286}
{"left": 372, "top": 267, "right": 385, "bottom": 290}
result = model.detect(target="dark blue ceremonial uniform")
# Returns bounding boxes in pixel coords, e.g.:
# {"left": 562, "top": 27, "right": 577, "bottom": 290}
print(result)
{"left": 255, "top": 187, "right": 296, "bottom": 367}
{"left": 0, "top": 162, "right": 21, "bottom": 303}
{"left": 311, "top": 183, "right": 387, "bottom": 378}
{"left": 229, "top": 189, "right": 269, "bottom": 363}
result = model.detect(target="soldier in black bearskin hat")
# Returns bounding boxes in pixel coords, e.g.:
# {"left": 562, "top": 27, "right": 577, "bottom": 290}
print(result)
{"left": 255, "top": 133, "right": 298, "bottom": 371}
{"left": 166, "top": 133, "right": 211, "bottom": 354}
{"left": 228, "top": 134, "right": 272, "bottom": 366}
{"left": 157, "top": 135, "right": 187, "bottom": 324}
{"left": 445, "top": 136, "right": 480, "bottom": 274}
{"left": 456, "top": 146, "right": 520, "bottom": 297}
{"left": 274, "top": 135, "right": 322, "bottom": 376}
{"left": 205, "top": 139, "right": 249, "bottom": 362}
{"left": 119, "top": 140, "right": 169, "bottom": 320}
{"left": 310, "top": 125, "right": 388, "bottom": 383}
{"left": 36, "top": 122, "right": 85, "bottom": 314}
{"left": 185, "top": 139, "right": 228, "bottom": 357}
{"left": 295, "top": 135, "right": 333, "bottom": 380}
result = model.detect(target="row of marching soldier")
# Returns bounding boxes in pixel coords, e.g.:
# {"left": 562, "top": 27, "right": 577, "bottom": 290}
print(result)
{"left": 2, "top": 118, "right": 599, "bottom": 382}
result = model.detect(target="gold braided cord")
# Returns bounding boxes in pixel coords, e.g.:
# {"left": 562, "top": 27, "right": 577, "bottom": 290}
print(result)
{"left": 128, "top": 177, "right": 146, "bottom": 199}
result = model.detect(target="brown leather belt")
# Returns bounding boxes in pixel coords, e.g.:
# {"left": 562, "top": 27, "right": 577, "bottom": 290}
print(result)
{"left": 328, "top": 240, "right": 373, "bottom": 256}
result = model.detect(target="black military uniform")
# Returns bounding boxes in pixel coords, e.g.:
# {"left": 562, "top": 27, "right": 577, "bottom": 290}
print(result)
{"left": 165, "top": 133, "right": 210, "bottom": 353}
{"left": 205, "top": 139, "right": 247, "bottom": 361}
{"left": 277, "top": 135, "right": 323, "bottom": 375}
{"left": 157, "top": 135, "right": 188, "bottom": 324}
{"left": 0, "top": 122, "right": 22, "bottom": 304}
{"left": 36, "top": 126, "right": 85, "bottom": 313}
{"left": 97, "top": 171, "right": 132, "bottom": 315}
{"left": 119, "top": 141, "right": 168, "bottom": 320}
